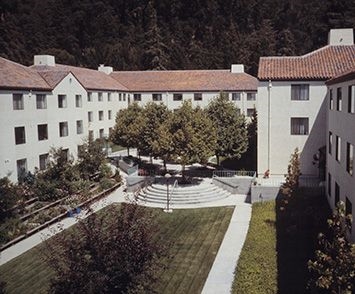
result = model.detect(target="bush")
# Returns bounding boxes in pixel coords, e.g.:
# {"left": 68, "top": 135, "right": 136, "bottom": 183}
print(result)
{"left": 99, "top": 178, "right": 114, "bottom": 191}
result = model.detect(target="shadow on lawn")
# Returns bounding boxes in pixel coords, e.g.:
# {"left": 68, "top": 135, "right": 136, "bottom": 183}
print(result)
{"left": 275, "top": 188, "right": 331, "bottom": 294}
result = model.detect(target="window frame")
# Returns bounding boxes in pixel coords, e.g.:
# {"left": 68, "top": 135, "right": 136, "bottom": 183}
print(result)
{"left": 39, "top": 153, "right": 49, "bottom": 170}
{"left": 75, "top": 94, "right": 82, "bottom": 108}
{"left": 291, "top": 84, "right": 309, "bottom": 101}
{"left": 247, "top": 92, "right": 256, "bottom": 101}
{"left": 346, "top": 142, "right": 353, "bottom": 175}
{"left": 87, "top": 92, "right": 93, "bottom": 102}
{"left": 13, "top": 94, "right": 24, "bottom": 110}
{"left": 329, "top": 89, "right": 333, "bottom": 110}
{"left": 37, "top": 124, "right": 48, "bottom": 141}
{"left": 194, "top": 93, "right": 202, "bottom": 101}
{"left": 173, "top": 93, "right": 183, "bottom": 101}
{"left": 99, "top": 110, "right": 104, "bottom": 121}
{"left": 133, "top": 93, "right": 141, "bottom": 101}
{"left": 290, "top": 117, "right": 309, "bottom": 135}
{"left": 36, "top": 94, "right": 47, "bottom": 109}
{"left": 232, "top": 92, "right": 241, "bottom": 101}
{"left": 59, "top": 121, "right": 69, "bottom": 137}
{"left": 336, "top": 135, "right": 341, "bottom": 162}
{"left": 76, "top": 120, "right": 83, "bottom": 134}
{"left": 88, "top": 111, "right": 93, "bottom": 122}
{"left": 15, "top": 126, "right": 26, "bottom": 144}
{"left": 348, "top": 85, "right": 355, "bottom": 114}
{"left": 58, "top": 94, "right": 67, "bottom": 108}
{"left": 152, "top": 93, "right": 162, "bottom": 101}
{"left": 98, "top": 92, "right": 103, "bottom": 102}
{"left": 329, "top": 131, "right": 332, "bottom": 155}
{"left": 336, "top": 87, "right": 342, "bottom": 111}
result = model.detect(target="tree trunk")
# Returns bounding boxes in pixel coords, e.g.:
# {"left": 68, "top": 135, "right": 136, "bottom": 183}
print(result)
{"left": 150, "top": 155, "right": 153, "bottom": 164}
{"left": 163, "top": 159, "right": 167, "bottom": 171}
{"left": 127, "top": 147, "right": 130, "bottom": 156}
{"left": 216, "top": 154, "right": 220, "bottom": 166}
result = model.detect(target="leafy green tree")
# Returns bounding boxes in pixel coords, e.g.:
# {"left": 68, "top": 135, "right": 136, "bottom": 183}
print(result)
{"left": 170, "top": 100, "right": 216, "bottom": 176}
{"left": 44, "top": 203, "right": 163, "bottom": 294}
{"left": 0, "top": 279, "right": 6, "bottom": 294}
{"left": 138, "top": 102, "right": 171, "bottom": 161}
{"left": 110, "top": 103, "right": 143, "bottom": 156}
{"left": 308, "top": 201, "right": 355, "bottom": 293}
{"left": 206, "top": 93, "right": 248, "bottom": 165}
{"left": 0, "top": 177, "right": 19, "bottom": 221}
{"left": 77, "top": 135, "right": 106, "bottom": 180}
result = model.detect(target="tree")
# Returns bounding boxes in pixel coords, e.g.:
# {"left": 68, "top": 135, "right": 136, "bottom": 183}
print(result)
{"left": 206, "top": 93, "right": 248, "bottom": 165}
{"left": 77, "top": 135, "right": 106, "bottom": 180}
{"left": 170, "top": 100, "right": 216, "bottom": 176}
{"left": 308, "top": 202, "right": 355, "bottom": 293}
{"left": 44, "top": 203, "right": 163, "bottom": 294}
{"left": 0, "top": 177, "right": 19, "bottom": 221}
{"left": 280, "top": 148, "right": 301, "bottom": 201}
{"left": 110, "top": 103, "right": 143, "bottom": 156}
{"left": 138, "top": 102, "right": 171, "bottom": 161}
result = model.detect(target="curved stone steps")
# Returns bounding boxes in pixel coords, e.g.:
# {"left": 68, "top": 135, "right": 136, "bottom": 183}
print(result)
{"left": 137, "top": 183, "right": 231, "bottom": 206}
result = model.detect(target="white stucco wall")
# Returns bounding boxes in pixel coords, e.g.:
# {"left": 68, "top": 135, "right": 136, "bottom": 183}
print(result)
{"left": 130, "top": 91, "right": 257, "bottom": 117}
{"left": 327, "top": 79, "right": 355, "bottom": 242}
{"left": 257, "top": 80, "right": 327, "bottom": 177}
{"left": 0, "top": 73, "right": 128, "bottom": 182}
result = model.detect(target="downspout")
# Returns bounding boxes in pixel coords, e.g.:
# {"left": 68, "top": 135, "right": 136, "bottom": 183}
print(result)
{"left": 267, "top": 80, "right": 272, "bottom": 171}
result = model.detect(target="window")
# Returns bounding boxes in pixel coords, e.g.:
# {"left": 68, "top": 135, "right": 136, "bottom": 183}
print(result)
{"left": 108, "top": 110, "right": 112, "bottom": 120}
{"left": 39, "top": 153, "right": 49, "bottom": 170}
{"left": 61, "top": 149, "right": 69, "bottom": 162}
{"left": 108, "top": 92, "right": 112, "bottom": 102}
{"left": 99, "top": 129, "right": 104, "bottom": 139}
{"left": 336, "top": 135, "right": 341, "bottom": 162}
{"left": 88, "top": 92, "right": 93, "bottom": 102}
{"left": 134, "top": 94, "right": 141, "bottom": 101}
{"left": 232, "top": 92, "right": 241, "bottom": 101}
{"left": 173, "top": 93, "right": 183, "bottom": 101}
{"left": 194, "top": 93, "right": 202, "bottom": 101}
{"left": 329, "top": 89, "right": 333, "bottom": 110}
{"left": 109, "top": 127, "right": 113, "bottom": 136}
{"left": 119, "top": 93, "right": 122, "bottom": 101}
{"left": 348, "top": 85, "right": 355, "bottom": 113}
{"left": 346, "top": 197, "right": 352, "bottom": 217}
{"left": 152, "top": 93, "right": 162, "bottom": 101}
{"left": 291, "top": 118, "right": 309, "bottom": 135}
{"left": 99, "top": 111, "right": 104, "bottom": 121}
{"left": 13, "top": 94, "right": 24, "bottom": 110}
{"left": 37, "top": 124, "right": 48, "bottom": 141}
{"left": 247, "top": 108, "right": 255, "bottom": 117}
{"left": 347, "top": 142, "right": 353, "bottom": 175}
{"left": 36, "top": 94, "right": 47, "bottom": 109}
{"left": 98, "top": 92, "right": 103, "bottom": 102}
{"left": 75, "top": 95, "right": 82, "bottom": 108}
{"left": 58, "top": 95, "right": 67, "bottom": 108}
{"left": 88, "top": 111, "right": 93, "bottom": 122}
{"left": 59, "top": 122, "right": 68, "bottom": 137}
{"left": 291, "top": 84, "right": 309, "bottom": 100}
{"left": 89, "top": 130, "right": 94, "bottom": 140}
{"left": 247, "top": 92, "right": 256, "bottom": 101}
{"left": 328, "top": 173, "right": 331, "bottom": 197}
{"left": 329, "top": 131, "right": 332, "bottom": 155}
{"left": 123, "top": 94, "right": 126, "bottom": 101}
{"left": 336, "top": 87, "right": 342, "bottom": 111}
{"left": 17, "top": 159, "right": 27, "bottom": 182}
{"left": 76, "top": 120, "right": 83, "bottom": 134}
{"left": 15, "top": 127, "right": 26, "bottom": 144}
{"left": 335, "top": 182, "right": 340, "bottom": 206}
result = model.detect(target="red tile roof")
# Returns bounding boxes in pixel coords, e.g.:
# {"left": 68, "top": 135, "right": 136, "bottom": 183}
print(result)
{"left": 110, "top": 70, "right": 258, "bottom": 92}
{"left": 0, "top": 57, "right": 51, "bottom": 90}
{"left": 326, "top": 66, "right": 355, "bottom": 85}
{"left": 32, "top": 64, "right": 128, "bottom": 91}
{"left": 258, "top": 45, "right": 355, "bottom": 81}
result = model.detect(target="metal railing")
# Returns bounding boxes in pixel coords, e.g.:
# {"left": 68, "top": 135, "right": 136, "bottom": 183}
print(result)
{"left": 212, "top": 170, "right": 256, "bottom": 178}
{"left": 169, "top": 180, "right": 179, "bottom": 201}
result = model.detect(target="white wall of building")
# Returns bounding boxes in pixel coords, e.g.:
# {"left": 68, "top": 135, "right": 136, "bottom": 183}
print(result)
{"left": 327, "top": 79, "right": 355, "bottom": 241}
{"left": 257, "top": 80, "right": 327, "bottom": 177}
{"left": 0, "top": 73, "right": 128, "bottom": 182}
{"left": 130, "top": 91, "right": 257, "bottom": 117}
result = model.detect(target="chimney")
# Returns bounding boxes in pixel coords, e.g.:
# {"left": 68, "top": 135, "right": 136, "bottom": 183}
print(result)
{"left": 34, "top": 55, "right": 55, "bottom": 66}
{"left": 231, "top": 64, "right": 244, "bottom": 73}
{"left": 328, "top": 28, "right": 354, "bottom": 45}
{"left": 98, "top": 64, "right": 113, "bottom": 75}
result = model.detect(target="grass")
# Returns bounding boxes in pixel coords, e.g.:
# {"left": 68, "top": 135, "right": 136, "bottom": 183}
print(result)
{"left": 109, "top": 142, "right": 126, "bottom": 153}
{"left": 0, "top": 206, "right": 234, "bottom": 294}
{"left": 232, "top": 188, "right": 331, "bottom": 294}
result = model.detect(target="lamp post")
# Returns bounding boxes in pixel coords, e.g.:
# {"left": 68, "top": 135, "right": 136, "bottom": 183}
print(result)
{"left": 164, "top": 173, "right": 172, "bottom": 213}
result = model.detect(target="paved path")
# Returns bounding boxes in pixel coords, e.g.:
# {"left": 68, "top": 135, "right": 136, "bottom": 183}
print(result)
{"left": 0, "top": 171, "right": 252, "bottom": 294}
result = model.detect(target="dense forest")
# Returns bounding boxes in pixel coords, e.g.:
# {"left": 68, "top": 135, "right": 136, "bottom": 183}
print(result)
{"left": 0, "top": 0, "right": 354, "bottom": 75}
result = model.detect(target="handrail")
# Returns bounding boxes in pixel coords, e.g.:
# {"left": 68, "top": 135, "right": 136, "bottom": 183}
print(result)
{"left": 169, "top": 179, "right": 179, "bottom": 201}
{"left": 212, "top": 170, "right": 256, "bottom": 178}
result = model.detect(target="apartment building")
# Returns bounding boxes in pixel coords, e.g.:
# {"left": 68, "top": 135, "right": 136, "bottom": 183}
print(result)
{"left": 110, "top": 64, "right": 258, "bottom": 116}
{"left": 326, "top": 68, "right": 355, "bottom": 241}
{"left": 257, "top": 28, "right": 355, "bottom": 178}
{"left": 0, "top": 55, "right": 128, "bottom": 182}
{"left": 0, "top": 56, "right": 257, "bottom": 182}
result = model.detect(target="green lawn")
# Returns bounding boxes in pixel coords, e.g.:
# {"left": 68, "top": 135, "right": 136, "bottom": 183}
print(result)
{"left": 232, "top": 188, "right": 331, "bottom": 294}
{"left": 0, "top": 206, "right": 234, "bottom": 294}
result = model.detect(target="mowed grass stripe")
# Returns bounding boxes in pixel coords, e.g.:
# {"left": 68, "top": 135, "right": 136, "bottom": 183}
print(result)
{"left": 175, "top": 207, "right": 234, "bottom": 294}
{"left": 0, "top": 206, "right": 233, "bottom": 294}
{"left": 159, "top": 206, "right": 234, "bottom": 294}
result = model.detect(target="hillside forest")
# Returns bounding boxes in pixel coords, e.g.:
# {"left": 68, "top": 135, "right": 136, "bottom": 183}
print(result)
{"left": 0, "top": 0, "right": 354, "bottom": 75}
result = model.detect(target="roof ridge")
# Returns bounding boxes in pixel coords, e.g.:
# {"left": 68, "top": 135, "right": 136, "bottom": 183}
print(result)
{"left": 112, "top": 69, "right": 231, "bottom": 74}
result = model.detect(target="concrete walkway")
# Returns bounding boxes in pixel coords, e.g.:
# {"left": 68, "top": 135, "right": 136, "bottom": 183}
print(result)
{"left": 0, "top": 173, "right": 252, "bottom": 294}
